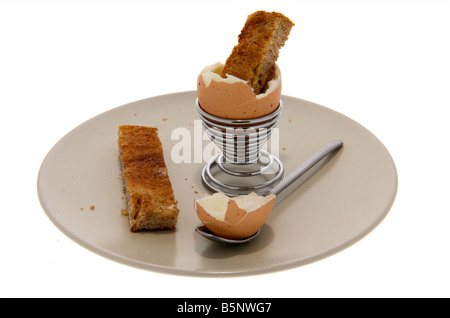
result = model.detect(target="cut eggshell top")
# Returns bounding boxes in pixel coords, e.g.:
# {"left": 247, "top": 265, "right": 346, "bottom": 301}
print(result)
{"left": 197, "top": 62, "right": 282, "bottom": 119}
{"left": 194, "top": 192, "right": 276, "bottom": 240}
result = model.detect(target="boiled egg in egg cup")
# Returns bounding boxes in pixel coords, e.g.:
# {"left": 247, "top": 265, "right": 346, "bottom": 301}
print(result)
{"left": 196, "top": 62, "right": 282, "bottom": 120}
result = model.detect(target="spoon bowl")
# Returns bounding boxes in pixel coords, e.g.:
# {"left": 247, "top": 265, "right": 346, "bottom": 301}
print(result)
{"left": 195, "top": 226, "right": 261, "bottom": 245}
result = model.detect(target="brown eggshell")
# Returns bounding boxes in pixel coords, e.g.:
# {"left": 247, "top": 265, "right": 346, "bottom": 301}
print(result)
{"left": 197, "top": 63, "right": 282, "bottom": 120}
{"left": 195, "top": 194, "right": 276, "bottom": 240}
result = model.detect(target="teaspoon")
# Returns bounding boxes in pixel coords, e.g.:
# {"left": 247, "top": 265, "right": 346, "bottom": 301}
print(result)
{"left": 195, "top": 140, "right": 344, "bottom": 245}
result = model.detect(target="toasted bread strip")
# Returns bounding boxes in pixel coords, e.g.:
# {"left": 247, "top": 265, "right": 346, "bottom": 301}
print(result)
{"left": 221, "top": 11, "right": 294, "bottom": 94}
{"left": 118, "top": 125, "right": 179, "bottom": 231}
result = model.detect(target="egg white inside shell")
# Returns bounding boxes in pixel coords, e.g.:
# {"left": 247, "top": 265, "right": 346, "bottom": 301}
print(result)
{"left": 200, "top": 62, "right": 281, "bottom": 98}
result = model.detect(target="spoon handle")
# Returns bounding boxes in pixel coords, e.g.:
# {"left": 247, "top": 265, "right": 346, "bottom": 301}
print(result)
{"left": 270, "top": 140, "right": 343, "bottom": 196}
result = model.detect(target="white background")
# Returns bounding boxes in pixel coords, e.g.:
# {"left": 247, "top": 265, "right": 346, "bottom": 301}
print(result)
{"left": 1, "top": 0, "right": 449, "bottom": 298}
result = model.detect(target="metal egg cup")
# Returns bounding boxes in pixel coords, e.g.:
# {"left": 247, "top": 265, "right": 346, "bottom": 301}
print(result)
{"left": 196, "top": 98, "right": 284, "bottom": 196}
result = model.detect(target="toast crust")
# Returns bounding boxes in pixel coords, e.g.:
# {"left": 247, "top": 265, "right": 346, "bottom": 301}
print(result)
{"left": 118, "top": 125, "right": 179, "bottom": 231}
{"left": 221, "top": 11, "right": 294, "bottom": 94}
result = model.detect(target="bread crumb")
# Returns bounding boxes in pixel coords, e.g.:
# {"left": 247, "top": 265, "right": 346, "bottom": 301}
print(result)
{"left": 90, "top": 205, "right": 95, "bottom": 210}
{"left": 133, "top": 113, "right": 137, "bottom": 116}
{"left": 194, "top": 191, "right": 199, "bottom": 194}
{"left": 289, "top": 119, "right": 291, "bottom": 122}
{"left": 80, "top": 207, "right": 84, "bottom": 211}
{"left": 162, "top": 118, "right": 168, "bottom": 121}
{"left": 121, "top": 209, "right": 128, "bottom": 215}
{"left": 283, "top": 147, "right": 286, "bottom": 150}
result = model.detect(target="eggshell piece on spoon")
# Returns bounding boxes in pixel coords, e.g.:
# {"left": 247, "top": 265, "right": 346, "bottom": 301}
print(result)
{"left": 194, "top": 192, "right": 276, "bottom": 240}
{"left": 197, "top": 62, "right": 282, "bottom": 120}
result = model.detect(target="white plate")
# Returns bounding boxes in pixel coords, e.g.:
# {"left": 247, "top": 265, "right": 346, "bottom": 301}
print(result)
{"left": 37, "top": 91, "right": 397, "bottom": 276}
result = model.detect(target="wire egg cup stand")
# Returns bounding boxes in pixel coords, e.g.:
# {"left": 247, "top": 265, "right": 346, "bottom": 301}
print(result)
{"left": 196, "top": 98, "right": 285, "bottom": 197}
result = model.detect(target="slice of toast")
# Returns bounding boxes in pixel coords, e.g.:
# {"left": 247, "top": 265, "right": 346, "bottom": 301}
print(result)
{"left": 221, "top": 11, "right": 294, "bottom": 94}
{"left": 118, "top": 125, "right": 179, "bottom": 231}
